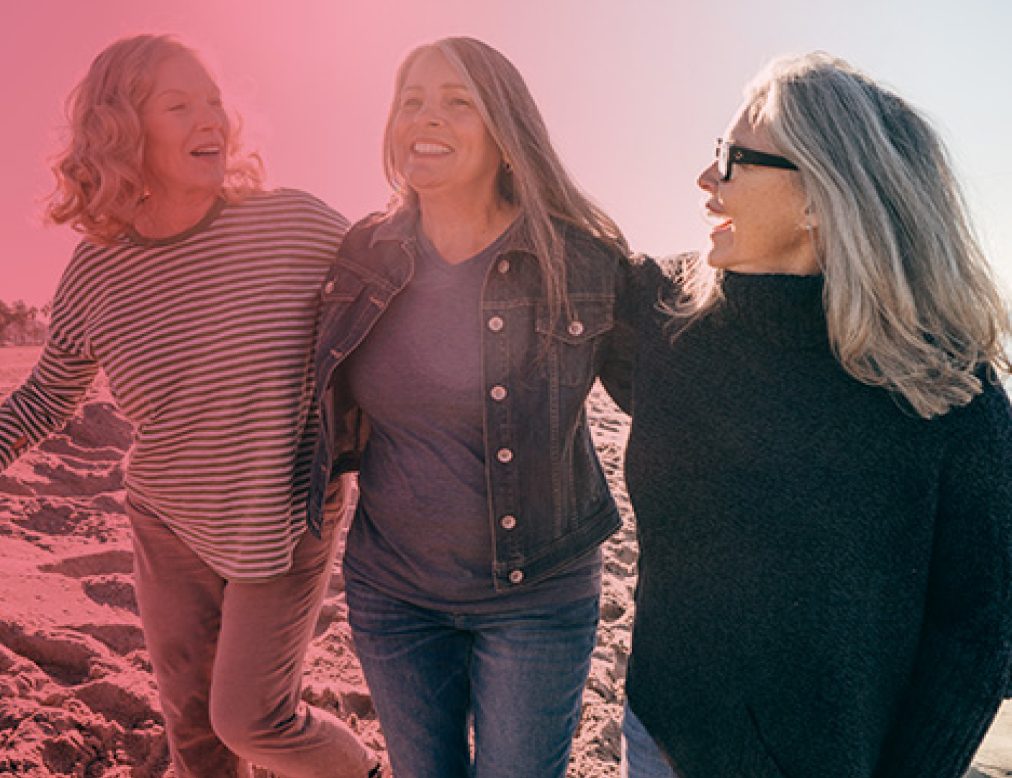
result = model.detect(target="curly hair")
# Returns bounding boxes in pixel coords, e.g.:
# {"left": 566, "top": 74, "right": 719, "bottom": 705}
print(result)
{"left": 47, "top": 34, "right": 263, "bottom": 244}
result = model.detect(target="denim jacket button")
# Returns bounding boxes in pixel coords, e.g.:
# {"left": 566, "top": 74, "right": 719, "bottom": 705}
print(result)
{"left": 509, "top": 569, "right": 524, "bottom": 584}
{"left": 500, "top": 514, "right": 517, "bottom": 530}
{"left": 487, "top": 315, "right": 505, "bottom": 332}
{"left": 496, "top": 447, "right": 513, "bottom": 464}
{"left": 489, "top": 384, "right": 508, "bottom": 401}
{"left": 567, "top": 320, "right": 584, "bottom": 337}
{"left": 497, "top": 259, "right": 510, "bottom": 274}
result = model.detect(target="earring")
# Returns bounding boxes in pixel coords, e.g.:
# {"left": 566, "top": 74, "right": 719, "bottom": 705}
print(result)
{"left": 802, "top": 205, "right": 814, "bottom": 232}
{"left": 501, "top": 158, "right": 513, "bottom": 173}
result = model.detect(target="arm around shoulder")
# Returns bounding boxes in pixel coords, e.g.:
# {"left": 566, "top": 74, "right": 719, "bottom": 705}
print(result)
{"left": 598, "top": 252, "right": 686, "bottom": 416}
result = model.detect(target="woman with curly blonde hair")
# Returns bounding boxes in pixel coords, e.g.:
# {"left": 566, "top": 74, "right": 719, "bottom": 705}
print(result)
{"left": 620, "top": 53, "right": 1011, "bottom": 778}
{"left": 0, "top": 33, "right": 377, "bottom": 778}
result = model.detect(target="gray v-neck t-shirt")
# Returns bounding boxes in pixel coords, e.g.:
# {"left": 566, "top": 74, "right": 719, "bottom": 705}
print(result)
{"left": 342, "top": 221, "right": 600, "bottom": 613}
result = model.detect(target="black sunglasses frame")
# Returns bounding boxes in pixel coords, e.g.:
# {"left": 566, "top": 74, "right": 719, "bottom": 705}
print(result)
{"left": 716, "top": 138, "right": 798, "bottom": 181}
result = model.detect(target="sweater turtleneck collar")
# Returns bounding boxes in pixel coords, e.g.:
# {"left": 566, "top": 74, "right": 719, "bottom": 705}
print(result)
{"left": 718, "top": 270, "right": 828, "bottom": 349}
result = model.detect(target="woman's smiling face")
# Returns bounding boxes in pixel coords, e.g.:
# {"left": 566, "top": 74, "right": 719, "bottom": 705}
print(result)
{"left": 140, "top": 52, "right": 228, "bottom": 200}
{"left": 391, "top": 48, "right": 502, "bottom": 202}
{"left": 698, "top": 106, "right": 819, "bottom": 275}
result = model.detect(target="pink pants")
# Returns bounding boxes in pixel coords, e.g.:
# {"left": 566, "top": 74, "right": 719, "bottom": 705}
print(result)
{"left": 128, "top": 489, "right": 373, "bottom": 778}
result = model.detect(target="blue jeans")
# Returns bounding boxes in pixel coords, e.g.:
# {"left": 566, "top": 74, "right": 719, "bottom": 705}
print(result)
{"left": 621, "top": 702, "right": 681, "bottom": 778}
{"left": 345, "top": 577, "right": 600, "bottom": 778}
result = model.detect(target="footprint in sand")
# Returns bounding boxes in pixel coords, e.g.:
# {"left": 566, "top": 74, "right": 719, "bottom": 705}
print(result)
{"left": 75, "top": 623, "right": 145, "bottom": 657}
{"left": 81, "top": 574, "right": 139, "bottom": 614}
{"left": 39, "top": 548, "right": 133, "bottom": 578}
{"left": 0, "top": 620, "right": 111, "bottom": 686}
{"left": 28, "top": 460, "right": 124, "bottom": 498}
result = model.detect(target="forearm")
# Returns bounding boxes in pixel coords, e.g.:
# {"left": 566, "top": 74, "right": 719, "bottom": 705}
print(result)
{"left": 0, "top": 341, "right": 99, "bottom": 469}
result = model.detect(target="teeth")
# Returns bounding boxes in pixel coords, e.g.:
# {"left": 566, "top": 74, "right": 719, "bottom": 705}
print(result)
{"left": 191, "top": 146, "right": 221, "bottom": 156}
{"left": 413, "top": 142, "right": 451, "bottom": 154}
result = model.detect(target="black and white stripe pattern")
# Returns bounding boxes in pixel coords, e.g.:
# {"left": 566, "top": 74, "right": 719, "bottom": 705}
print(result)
{"left": 0, "top": 189, "right": 347, "bottom": 580}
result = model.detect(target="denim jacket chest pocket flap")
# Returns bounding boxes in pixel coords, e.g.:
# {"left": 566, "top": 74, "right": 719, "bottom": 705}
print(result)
{"left": 534, "top": 297, "right": 614, "bottom": 387}
{"left": 320, "top": 268, "right": 367, "bottom": 305}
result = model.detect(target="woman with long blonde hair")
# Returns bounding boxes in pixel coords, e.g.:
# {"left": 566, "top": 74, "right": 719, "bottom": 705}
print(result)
{"left": 0, "top": 34, "right": 377, "bottom": 778}
{"left": 309, "top": 36, "right": 630, "bottom": 777}
{"left": 620, "top": 53, "right": 1011, "bottom": 777}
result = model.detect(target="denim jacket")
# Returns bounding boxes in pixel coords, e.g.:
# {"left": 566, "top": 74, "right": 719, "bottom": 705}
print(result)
{"left": 307, "top": 208, "right": 633, "bottom": 592}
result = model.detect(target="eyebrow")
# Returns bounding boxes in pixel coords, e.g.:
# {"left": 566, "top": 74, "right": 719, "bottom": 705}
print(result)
{"left": 401, "top": 82, "right": 469, "bottom": 92}
{"left": 151, "top": 87, "right": 221, "bottom": 101}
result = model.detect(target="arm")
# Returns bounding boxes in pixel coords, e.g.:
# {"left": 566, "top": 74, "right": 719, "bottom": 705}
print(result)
{"left": 874, "top": 379, "right": 1012, "bottom": 778}
{"left": 598, "top": 253, "right": 683, "bottom": 416}
{"left": 0, "top": 339, "right": 99, "bottom": 469}
{"left": 597, "top": 253, "right": 638, "bottom": 416}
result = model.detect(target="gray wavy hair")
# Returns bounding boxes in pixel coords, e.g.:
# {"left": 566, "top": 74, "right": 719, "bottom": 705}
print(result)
{"left": 679, "top": 52, "right": 1010, "bottom": 418}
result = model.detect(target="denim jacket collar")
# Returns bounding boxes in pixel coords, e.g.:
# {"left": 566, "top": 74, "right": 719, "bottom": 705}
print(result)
{"left": 368, "top": 205, "right": 537, "bottom": 258}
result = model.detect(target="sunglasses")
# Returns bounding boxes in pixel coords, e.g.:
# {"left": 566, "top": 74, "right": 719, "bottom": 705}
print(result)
{"left": 716, "top": 138, "right": 798, "bottom": 181}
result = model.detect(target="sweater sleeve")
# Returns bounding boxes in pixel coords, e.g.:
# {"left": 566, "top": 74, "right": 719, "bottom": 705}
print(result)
{"left": 598, "top": 253, "right": 681, "bottom": 416}
{"left": 0, "top": 249, "right": 101, "bottom": 471}
{"left": 597, "top": 253, "right": 638, "bottom": 415}
{"left": 0, "top": 340, "right": 100, "bottom": 470}
{"left": 874, "top": 378, "right": 1012, "bottom": 778}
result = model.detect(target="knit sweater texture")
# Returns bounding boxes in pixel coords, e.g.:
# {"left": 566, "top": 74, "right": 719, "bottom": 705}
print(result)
{"left": 622, "top": 263, "right": 1012, "bottom": 778}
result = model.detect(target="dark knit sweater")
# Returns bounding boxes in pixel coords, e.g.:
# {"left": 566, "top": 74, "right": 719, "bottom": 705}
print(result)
{"left": 622, "top": 263, "right": 1012, "bottom": 778}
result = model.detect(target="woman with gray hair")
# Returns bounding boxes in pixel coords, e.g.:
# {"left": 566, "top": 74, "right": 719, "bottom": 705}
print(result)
{"left": 309, "top": 36, "right": 631, "bottom": 778}
{"left": 0, "top": 34, "right": 377, "bottom": 778}
{"left": 619, "top": 53, "right": 1011, "bottom": 777}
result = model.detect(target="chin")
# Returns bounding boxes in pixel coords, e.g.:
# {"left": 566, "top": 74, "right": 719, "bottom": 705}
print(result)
{"left": 704, "top": 247, "right": 731, "bottom": 269}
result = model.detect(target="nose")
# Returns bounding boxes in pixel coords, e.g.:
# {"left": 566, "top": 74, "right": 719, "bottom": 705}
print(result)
{"left": 697, "top": 161, "right": 719, "bottom": 193}
{"left": 197, "top": 100, "right": 225, "bottom": 130}
{"left": 419, "top": 108, "right": 443, "bottom": 127}
{"left": 411, "top": 97, "right": 444, "bottom": 127}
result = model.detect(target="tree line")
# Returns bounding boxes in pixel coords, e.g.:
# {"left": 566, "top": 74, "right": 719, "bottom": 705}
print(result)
{"left": 0, "top": 299, "right": 48, "bottom": 346}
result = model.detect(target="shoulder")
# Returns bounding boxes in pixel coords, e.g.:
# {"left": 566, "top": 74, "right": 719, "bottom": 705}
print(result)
{"left": 943, "top": 370, "right": 1012, "bottom": 430}
{"left": 232, "top": 188, "right": 350, "bottom": 232}
{"left": 338, "top": 210, "right": 407, "bottom": 258}
{"left": 558, "top": 222, "right": 625, "bottom": 268}
{"left": 57, "top": 237, "right": 131, "bottom": 289}
{"left": 625, "top": 252, "right": 689, "bottom": 304}
{"left": 936, "top": 370, "right": 1012, "bottom": 473}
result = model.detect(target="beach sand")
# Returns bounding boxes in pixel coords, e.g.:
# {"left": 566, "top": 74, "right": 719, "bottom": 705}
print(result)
{"left": 0, "top": 345, "right": 1009, "bottom": 776}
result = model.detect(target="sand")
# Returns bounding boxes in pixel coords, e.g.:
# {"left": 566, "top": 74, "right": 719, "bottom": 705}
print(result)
{"left": 0, "top": 344, "right": 1009, "bottom": 777}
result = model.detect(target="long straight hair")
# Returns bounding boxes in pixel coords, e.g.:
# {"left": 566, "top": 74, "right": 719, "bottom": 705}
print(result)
{"left": 47, "top": 34, "right": 263, "bottom": 245}
{"left": 382, "top": 37, "right": 627, "bottom": 322}
{"left": 677, "top": 53, "right": 1010, "bottom": 418}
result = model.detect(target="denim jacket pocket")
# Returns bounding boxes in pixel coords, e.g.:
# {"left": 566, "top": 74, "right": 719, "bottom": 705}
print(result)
{"left": 534, "top": 298, "right": 614, "bottom": 387}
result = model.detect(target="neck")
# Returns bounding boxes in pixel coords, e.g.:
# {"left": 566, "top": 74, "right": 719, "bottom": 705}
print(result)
{"left": 417, "top": 190, "right": 519, "bottom": 264}
{"left": 134, "top": 187, "right": 219, "bottom": 239}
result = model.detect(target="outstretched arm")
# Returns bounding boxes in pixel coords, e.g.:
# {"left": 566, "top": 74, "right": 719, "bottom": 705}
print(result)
{"left": 0, "top": 339, "right": 99, "bottom": 469}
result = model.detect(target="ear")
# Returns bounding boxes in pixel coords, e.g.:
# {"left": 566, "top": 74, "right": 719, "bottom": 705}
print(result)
{"left": 801, "top": 204, "right": 819, "bottom": 231}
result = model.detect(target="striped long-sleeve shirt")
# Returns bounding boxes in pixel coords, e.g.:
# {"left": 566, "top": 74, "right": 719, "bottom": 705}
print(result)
{"left": 0, "top": 188, "right": 347, "bottom": 580}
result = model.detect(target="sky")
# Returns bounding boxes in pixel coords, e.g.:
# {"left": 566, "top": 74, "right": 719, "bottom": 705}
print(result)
{"left": 2, "top": 0, "right": 1011, "bottom": 306}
